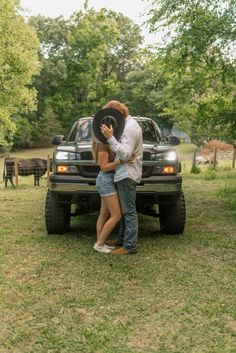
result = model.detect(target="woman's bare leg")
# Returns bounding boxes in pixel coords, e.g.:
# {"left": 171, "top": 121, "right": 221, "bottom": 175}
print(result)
{"left": 96, "top": 198, "right": 109, "bottom": 242}
{"left": 97, "top": 194, "right": 121, "bottom": 246}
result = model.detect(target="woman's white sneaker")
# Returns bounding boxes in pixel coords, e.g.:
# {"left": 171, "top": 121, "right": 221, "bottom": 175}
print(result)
{"left": 104, "top": 244, "right": 116, "bottom": 250}
{"left": 93, "top": 243, "right": 111, "bottom": 253}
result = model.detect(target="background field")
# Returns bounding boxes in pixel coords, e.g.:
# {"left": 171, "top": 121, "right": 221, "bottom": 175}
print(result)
{"left": 0, "top": 144, "right": 235, "bottom": 353}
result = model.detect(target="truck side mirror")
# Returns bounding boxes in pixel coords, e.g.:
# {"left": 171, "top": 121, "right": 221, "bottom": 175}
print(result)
{"left": 166, "top": 135, "right": 180, "bottom": 146}
{"left": 52, "top": 135, "right": 65, "bottom": 145}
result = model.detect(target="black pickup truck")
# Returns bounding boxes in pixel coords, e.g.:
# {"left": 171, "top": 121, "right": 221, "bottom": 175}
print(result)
{"left": 45, "top": 116, "right": 186, "bottom": 235}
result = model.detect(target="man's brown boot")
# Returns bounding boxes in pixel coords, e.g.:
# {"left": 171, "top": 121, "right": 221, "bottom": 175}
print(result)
{"left": 110, "top": 247, "right": 136, "bottom": 255}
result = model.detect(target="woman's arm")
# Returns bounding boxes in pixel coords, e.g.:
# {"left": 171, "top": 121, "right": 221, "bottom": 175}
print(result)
{"left": 98, "top": 150, "right": 121, "bottom": 172}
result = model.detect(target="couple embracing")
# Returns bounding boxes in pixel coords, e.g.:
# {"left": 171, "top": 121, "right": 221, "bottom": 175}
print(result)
{"left": 92, "top": 100, "right": 143, "bottom": 254}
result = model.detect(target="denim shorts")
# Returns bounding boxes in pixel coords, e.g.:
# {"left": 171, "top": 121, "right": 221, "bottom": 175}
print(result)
{"left": 96, "top": 171, "right": 117, "bottom": 197}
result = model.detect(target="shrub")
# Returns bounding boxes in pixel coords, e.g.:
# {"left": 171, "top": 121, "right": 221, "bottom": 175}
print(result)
{"left": 218, "top": 186, "right": 236, "bottom": 210}
{"left": 191, "top": 164, "right": 201, "bottom": 174}
{"left": 204, "top": 169, "right": 217, "bottom": 180}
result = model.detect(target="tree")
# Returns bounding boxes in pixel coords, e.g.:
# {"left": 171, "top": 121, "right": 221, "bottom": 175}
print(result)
{"left": 28, "top": 8, "right": 143, "bottom": 141}
{"left": 121, "top": 52, "right": 174, "bottom": 130}
{"left": 0, "top": 0, "right": 40, "bottom": 148}
{"left": 36, "top": 105, "right": 63, "bottom": 145}
{"left": 146, "top": 0, "right": 236, "bottom": 144}
{"left": 147, "top": 0, "right": 236, "bottom": 68}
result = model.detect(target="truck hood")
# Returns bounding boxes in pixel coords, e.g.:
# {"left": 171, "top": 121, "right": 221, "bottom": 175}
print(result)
{"left": 55, "top": 142, "right": 92, "bottom": 153}
{"left": 143, "top": 143, "right": 173, "bottom": 153}
{"left": 56, "top": 142, "right": 172, "bottom": 154}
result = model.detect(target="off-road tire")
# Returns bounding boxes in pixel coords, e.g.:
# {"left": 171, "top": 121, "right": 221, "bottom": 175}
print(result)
{"left": 45, "top": 190, "right": 71, "bottom": 234}
{"left": 159, "top": 192, "right": 186, "bottom": 234}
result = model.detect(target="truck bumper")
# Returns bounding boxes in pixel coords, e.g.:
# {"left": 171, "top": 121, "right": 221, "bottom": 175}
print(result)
{"left": 136, "top": 176, "right": 182, "bottom": 206}
{"left": 50, "top": 175, "right": 182, "bottom": 204}
{"left": 137, "top": 175, "right": 182, "bottom": 193}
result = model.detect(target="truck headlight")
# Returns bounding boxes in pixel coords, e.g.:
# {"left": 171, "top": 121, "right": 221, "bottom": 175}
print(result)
{"left": 152, "top": 150, "right": 177, "bottom": 162}
{"left": 164, "top": 151, "right": 177, "bottom": 161}
{"left": 55, "top": 151, "right": 76, "bottom": 160}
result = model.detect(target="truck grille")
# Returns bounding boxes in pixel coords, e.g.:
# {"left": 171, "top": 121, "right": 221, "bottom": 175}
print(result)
{"left": 80, "top": 151, "right": 99, "bottom": 176}
{"left": 142, "top": 152, "right": 153, "bottom": 177}
{"left": 79, "top": 151, "right": 153, "bottom": 178}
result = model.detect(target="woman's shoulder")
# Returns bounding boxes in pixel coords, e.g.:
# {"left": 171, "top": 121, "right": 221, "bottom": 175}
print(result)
{"left": 97, "top": 142, "right": 109, "bottom": 152}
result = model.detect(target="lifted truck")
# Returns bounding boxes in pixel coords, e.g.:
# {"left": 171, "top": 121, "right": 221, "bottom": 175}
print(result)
{"left": 45, "top": 116, "right": 186, "bottom": 234}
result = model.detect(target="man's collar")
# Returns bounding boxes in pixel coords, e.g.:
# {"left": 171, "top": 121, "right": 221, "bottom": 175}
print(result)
{"left": 125, "top": 115, "right": 132, "bottom": 122}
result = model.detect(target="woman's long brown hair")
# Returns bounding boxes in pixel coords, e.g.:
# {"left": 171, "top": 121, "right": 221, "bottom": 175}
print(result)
{"left": 92, "top": 136, "right": 99, "bottom": 164}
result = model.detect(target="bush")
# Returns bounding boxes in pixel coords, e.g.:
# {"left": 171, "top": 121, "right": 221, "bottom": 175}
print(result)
{"left": 35, "top": 106, "right": 63, "bottom": 146}
{"left": 13, "top": 117, "right": 33, "bottom": 149}
{"left": 204, "top": 169, "right": 217, "bottom": 180}
{"left": 191, "top": 164, "right": 201, "bottom": 174}
{"left": 218, "top": 186, "right": 236, "bottom": 210}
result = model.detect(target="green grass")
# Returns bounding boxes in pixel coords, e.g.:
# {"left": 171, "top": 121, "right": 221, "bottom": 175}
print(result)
{"left": 176, "top": 143, "right": 198, "bottom": 158}
{"left": 218, "top": 186, "right": 236, "bottom": 211}
{"left": 0, "top": 145, "right": 236, "bottom": 353}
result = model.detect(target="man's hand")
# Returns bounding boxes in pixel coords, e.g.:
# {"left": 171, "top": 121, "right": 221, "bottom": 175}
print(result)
{"left": 101, "top": 124, "right": 113, "bottom": 139}
{"left": 128, "top": 154, "right": 136, "bottom": 163}
{"left": 120, "top": 154, "right": 136, "bottom": 164}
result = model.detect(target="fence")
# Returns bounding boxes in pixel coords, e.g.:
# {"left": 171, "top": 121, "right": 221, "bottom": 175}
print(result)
{"left": 2, "top": 148, "right": 236, "bottom": 188}
{"left": 192, "top": 147, "right": 236, "bottom": 170}
{"left": 3, "top": 155, "right": 51, "bottom": 188}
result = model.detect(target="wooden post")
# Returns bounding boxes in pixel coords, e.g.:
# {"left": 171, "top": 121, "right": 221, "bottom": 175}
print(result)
{"left": 233, "top": 148, "right": 236, "bottom": 169}
{"left": 192, "top": 148, "right": 198, "bottom": 167}
{"left": 14, "top": 157, "right": 19, "bottom": 187}
{"left": 213, "top": 147, "right": 217, "bottom": 169}
{"left": 47, "top": 154, "right": 51, "bottom": 187}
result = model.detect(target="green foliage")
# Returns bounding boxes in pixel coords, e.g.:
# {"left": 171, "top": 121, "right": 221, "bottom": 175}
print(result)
{"left": 13, "top": 116, "right": 33, "bottom": 149}
{"left": 28, "top": 9, "right": 143, "bottom": 136}
{"left": 36, "top": 105, "right": 63, "bottom": 145}
{"left": 204, "top": 169, "right": 217, "bottom": 180}
{"left": 218, "top": 185, "right": 236, "bottom": 210}
{"left": 0, "top": 0, "right": 40, "bottom": 147}
{"left": 148, "top": 0, "right": 235, "bottom": 59}
{"left": 121, "top": 52, "right": 174, "bottom": 129}
{"left": 147, "top": 0, "right": 236, "bottom": 144}
{"left": 190, "top": 164, "right": 201, "bottom": 174}
{"left": 5, "top": 1, "right": 235, "bottom": 148}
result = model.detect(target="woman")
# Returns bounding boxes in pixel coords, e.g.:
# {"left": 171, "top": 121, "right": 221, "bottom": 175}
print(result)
{"left": 92, "top": 137, "right": 133, "bottom": 253}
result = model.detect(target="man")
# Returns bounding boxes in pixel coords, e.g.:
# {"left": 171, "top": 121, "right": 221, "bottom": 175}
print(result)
{"left": 101, "top": 100, "right": 143, "bottom": 254}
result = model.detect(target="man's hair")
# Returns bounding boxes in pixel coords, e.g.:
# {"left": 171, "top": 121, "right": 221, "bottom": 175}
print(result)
{"left": 103, "top": 100, "right": 129, "bottom": 118}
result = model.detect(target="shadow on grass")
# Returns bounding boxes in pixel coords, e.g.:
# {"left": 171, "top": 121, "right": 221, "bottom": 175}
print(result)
{"left": 42, "top": 213, "right": 183, "bottom": 247}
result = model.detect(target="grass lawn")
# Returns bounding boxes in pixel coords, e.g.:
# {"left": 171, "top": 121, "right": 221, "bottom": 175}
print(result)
{"left": 0, "top": 145, "right": 235, "bottom": 353}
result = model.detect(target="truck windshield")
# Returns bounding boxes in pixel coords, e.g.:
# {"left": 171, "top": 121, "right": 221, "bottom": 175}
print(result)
{"left": 69, "top": 119, "right": 93, "bottom": 142}
{"left": 68, "top": 118, "right": 160, "bottom": 143}
{"left": 137, "top": 120, "right": 161, "bottom": 143}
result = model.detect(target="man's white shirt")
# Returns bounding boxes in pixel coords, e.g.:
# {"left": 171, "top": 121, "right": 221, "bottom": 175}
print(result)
{"left": 107, "top": 116, "right": 143, "bottom": 183}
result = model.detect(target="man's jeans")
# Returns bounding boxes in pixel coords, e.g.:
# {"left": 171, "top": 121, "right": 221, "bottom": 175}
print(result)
{"left": 116, "top": 178, "right": 138, "bottom": 252}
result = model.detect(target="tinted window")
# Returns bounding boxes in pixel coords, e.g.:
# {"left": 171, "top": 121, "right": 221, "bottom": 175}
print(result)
{"left": 137, "top": 120, "right": 161, "bottom": 143}
{"left": 68, "top": 119, "right": 93, "bottom": 142}
{"left": 68, "top": 117, "right": 161, "bottom": 144}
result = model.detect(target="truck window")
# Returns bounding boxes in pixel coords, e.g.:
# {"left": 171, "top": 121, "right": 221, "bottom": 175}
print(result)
{"left": 137, "top": 120, "right": 161, "bottom": 143}
{"left": 68, "top": 119, "right": 93, "bottom": 142}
